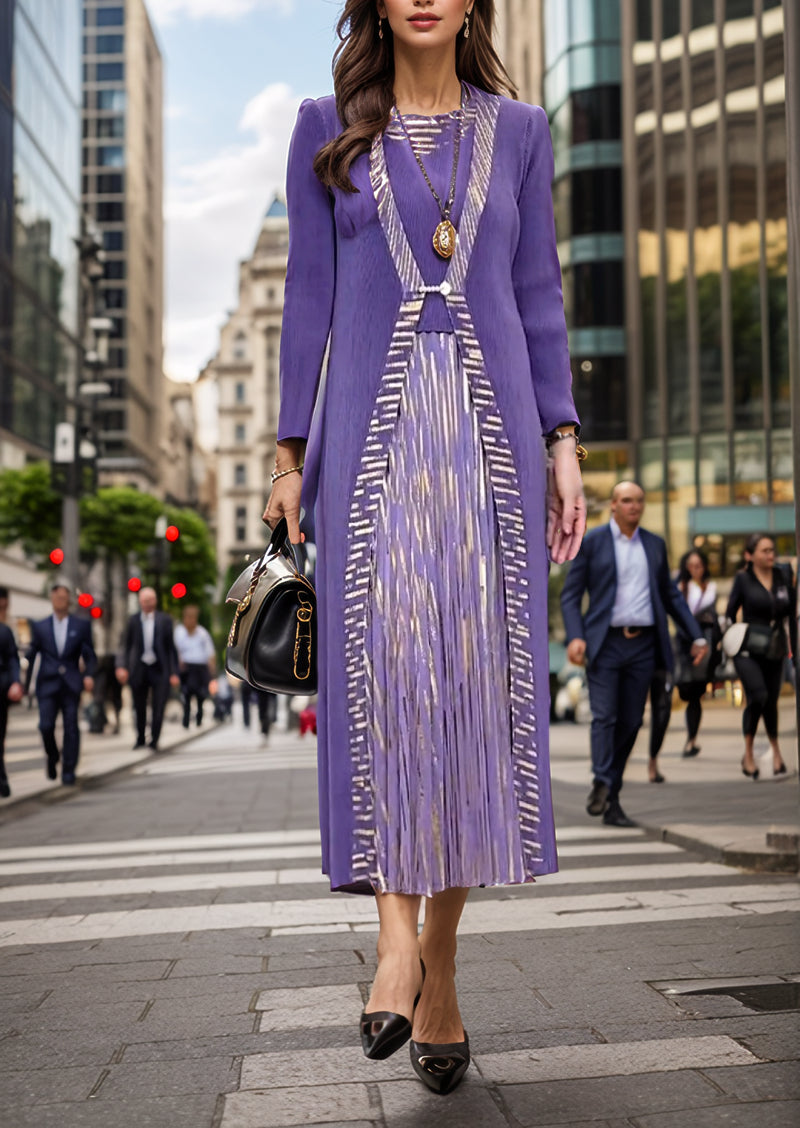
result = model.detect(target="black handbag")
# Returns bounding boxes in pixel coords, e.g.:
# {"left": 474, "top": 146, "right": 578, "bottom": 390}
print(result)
{"left": 744, "top": 622, "right": 786, "bottom": 661}
{"left": 225, "top": 518, "right": 317, "bottom": 695}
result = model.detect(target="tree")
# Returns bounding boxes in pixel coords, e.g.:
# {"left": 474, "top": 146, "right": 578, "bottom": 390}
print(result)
{"left": 0, "top": 463, "right": 62, "bottom": 558}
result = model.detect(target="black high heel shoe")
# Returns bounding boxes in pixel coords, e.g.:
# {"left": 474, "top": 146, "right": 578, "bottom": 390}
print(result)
{"left": 741, "top": 758, "right": 759, "bottom": 780}
{"left": 360, "top": 958, "right": 425, "bottom": 1060}
{"left": 410, "top": 1031, "right": 471, "bottom": 1095}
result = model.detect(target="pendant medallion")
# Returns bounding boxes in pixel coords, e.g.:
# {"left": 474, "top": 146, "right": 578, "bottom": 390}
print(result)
{"left": 433, "top": 219, "right": 457, "bottom": 260}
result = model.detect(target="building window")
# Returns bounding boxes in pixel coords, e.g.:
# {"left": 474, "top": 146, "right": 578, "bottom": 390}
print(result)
{"left": 97, "top": 145, "right": 124, "bottom": 168}
{"left": 104, "top": 260, "right": 126, "bottom": 280}
{"left": 97, "top": 172, "right": 124, "bottom": 193}
{"left": 108, "top": 347, "right": 126, "bottom": 369}
{"left": 98, "top": 89, "right": 126, "bottom": 111}
{"left": 103, "top": 230, "right": 124, "bottom": 251}
{"left": 96, "top": 201, "right": 124, "bottom": 221}
{"left": 96, "top": 34, "right": 124, "bottom": 54}
{"left": 234, "top": 381, "right": 246, "bottom": 404}
{"left": 96, "top": 6, "right": 124, "bottom": 26}
{"left": 235, "top": 506, "right": 247, "bottom": 543}
{"left": 97, "top": 62, "right": 125, "bottom": 81}
{"left": 235, "top": 423, "right": 246, "bottom": 443}
{"left": 104, "top": 288, "right": 127, "bottom": 309}
{"left": 97, "top": 116, "right": 125, "bottom": 138}
{"left": 234, "top": 463, "right": 247, "bottom": 487}
{"left": 233, "top": 332, "right": 247, "bottom": 360}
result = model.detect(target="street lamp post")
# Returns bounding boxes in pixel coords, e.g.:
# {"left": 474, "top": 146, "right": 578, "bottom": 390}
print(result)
{"left": 58, "top": 219, "right": 109, "bottom": 592}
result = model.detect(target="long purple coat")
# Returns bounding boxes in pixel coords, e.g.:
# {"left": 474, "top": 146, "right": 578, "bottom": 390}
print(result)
{"left": 277, "top": 84, "right": 577, "bottom": 894}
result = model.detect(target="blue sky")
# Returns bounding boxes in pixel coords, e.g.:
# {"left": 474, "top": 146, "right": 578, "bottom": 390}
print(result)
{"left": 147, "top": 0, "right": 340, "bottom": 382}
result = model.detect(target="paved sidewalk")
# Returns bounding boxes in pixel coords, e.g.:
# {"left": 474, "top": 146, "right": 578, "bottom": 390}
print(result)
{"left": 0, "top": 694, "right": 219, "bottom": 816}
{"left": 549, "top": 691, "right": 799, "bottom": 872}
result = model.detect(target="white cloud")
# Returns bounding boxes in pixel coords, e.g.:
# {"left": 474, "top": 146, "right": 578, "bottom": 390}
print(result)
{"left": 148, "top": 0, "right": 293, "bottom": 27}
{"left": 163, "top": 81, "right": 301, "bottom": 383}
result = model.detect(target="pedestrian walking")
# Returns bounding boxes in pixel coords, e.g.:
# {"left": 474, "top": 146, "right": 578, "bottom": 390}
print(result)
{"left": 25, "top": 582, "right": 97, "bottom": 786}
{"left": 0, "top": 586, "right": 23, "bottom": 798}
{"left": 674, "top": 549, "right": 719, "bottom": 758}
{"left": 560, "top": 482, "right": 707, "bottom": 827}
{"left": 115, "top": 587, "right": 179, "bottom": 752}
{"left": 241, "top": 683, "right": 277, "bottom": 744}
{"left": 647, "top": 670, "right": 672, "bottom": 784}
{"left": 726, "top": 533, "right": 796, "bottom": 779}
{"left": 262, "top": 0, "right": 585, "bottom": 1095}
{"left": 174, "top": 605, "right": 216, "bottom": 729}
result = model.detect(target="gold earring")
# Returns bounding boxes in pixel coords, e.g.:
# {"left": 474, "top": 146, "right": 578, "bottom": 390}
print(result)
{"left": 378, "top": 16, "right": 383, "bottom": 39}
{"left": 464, "top": 12, "right": 470, "bottom": 38}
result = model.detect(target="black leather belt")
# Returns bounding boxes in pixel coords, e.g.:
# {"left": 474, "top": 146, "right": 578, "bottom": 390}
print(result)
{"left": 608, "top": 626, "right": 655, "bottom": 639}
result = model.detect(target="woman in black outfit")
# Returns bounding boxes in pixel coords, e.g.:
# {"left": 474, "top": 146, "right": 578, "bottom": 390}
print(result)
{"left": 674, "top": 549, "right": 720, "bottom": 759}
{"left": 726, "top": 535, "right": 796, "bottom": 779}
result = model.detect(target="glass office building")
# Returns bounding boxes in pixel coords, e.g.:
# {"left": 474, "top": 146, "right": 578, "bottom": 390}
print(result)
{"left": 624, "top": 0, "right": 793, "bottom": 571}
{"left": 82, "top": 0, "right": 163, "bottom": 488}
{"left": 0, "top": 0, "right": 83, "bottom": 464}
{"left": 541, "top": 0, "right": 631, "bottom": 508}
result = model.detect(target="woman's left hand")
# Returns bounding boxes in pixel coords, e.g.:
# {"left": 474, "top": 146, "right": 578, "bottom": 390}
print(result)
{"left": 547, "top": 442, "right": 587, "bottom": 565}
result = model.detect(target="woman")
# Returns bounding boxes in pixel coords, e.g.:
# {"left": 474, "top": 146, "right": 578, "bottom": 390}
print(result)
{"left": 726, "top": 535, "right": 796, "bottom": 779}
{"left": 264, "top": 0, "right": 585, "bottom": 1094}
{"left": 673, "top": 549, "right": 719, "bottom": 759}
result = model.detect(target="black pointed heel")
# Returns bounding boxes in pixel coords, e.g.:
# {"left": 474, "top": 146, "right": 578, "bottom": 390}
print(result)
{"left": 741, "top": 758, "right": 759, "bottom": 780}
{"left": 360, "top": 958, "right": 425, "bottom": 1060}
{"left": 410, "top": 1031, "right": 470, "bottom": 1095}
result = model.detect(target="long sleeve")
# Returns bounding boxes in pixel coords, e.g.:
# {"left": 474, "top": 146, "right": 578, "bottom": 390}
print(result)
{"left": 726, "top": 573, "right": 745, "bottom": 623}
{"left": 25, "top": 623, "right": 41, "bottom": 693}
{"left": 81, "top": 622, "right": 98, "bottom": 678}
{"left": 511, "top": 106, "right": 577, "bottom": 436}
{"left": 277, "top": 99, "right": 336, "bottom": 442}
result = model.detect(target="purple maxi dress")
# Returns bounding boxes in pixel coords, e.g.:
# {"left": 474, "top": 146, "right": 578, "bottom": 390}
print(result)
{"left": 277, "top": 84, "right": 578, "bottom": 897}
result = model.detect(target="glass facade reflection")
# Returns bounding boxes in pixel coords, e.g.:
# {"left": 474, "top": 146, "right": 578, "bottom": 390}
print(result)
{"left": 541, "top": 0, "right": 628, "bottom": 516}
{"left": 0, "top": 0, "right": 83, "bottom": 460}
{"left": 624, "top": 0, "right": 793, "bottom": 568}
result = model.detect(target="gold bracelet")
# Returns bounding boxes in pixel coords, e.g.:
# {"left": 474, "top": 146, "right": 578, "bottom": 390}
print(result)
{"left": 270, "top": 464, "right": 304, "bottom": 484}
{"left": 547, "top": 431, "right": 588, "bottom": 463}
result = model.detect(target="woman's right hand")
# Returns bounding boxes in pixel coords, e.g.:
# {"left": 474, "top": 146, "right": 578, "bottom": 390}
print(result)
{"left": 263, "top": 473, "right": 304, "bottom": 545}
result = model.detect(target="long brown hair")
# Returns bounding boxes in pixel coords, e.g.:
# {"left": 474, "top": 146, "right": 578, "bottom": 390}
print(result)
{"left": 314, "top": 0, "right": 517, "bottom": 192}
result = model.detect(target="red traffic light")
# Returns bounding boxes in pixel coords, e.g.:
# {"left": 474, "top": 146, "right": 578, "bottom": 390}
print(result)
{"left": 128, "top": 577, "right": 142, "bottom": 593}
{"left": 91, "top": 606, "right": 103, "bottom": 619}
{"left": 165, "top": 525, "right": 180, "bottom": 542}
{"left": 171, "top": 582, "right": 187, "bottom": 599}
{"left": 77, "top": 593, "right": 94, "bottom": 609}
{"left": 50, "top": 548, "right": 64, "bottom": 565}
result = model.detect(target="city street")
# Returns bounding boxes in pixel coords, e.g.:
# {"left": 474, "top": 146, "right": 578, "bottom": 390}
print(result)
{"left": 0, "top": 705, "right": 797, "bottom": 1127}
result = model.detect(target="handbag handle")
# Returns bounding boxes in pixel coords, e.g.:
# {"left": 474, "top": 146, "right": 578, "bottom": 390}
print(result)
{"left": 264, "top": 517, "right": 301, "bottom": 573}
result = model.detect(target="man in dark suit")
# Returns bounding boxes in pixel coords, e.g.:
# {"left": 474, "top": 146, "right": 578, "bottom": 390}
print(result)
{"left": 560, "top": 482, "right": 707, "bottom": 826}
{"left": 116, "top": 587, "right": 179, "bottom": 752}
{"left": 26, "top": 582, "right": 97, "bottom": 786}
{"left": 0, "top": 585, "right": 23, "bottom": 798}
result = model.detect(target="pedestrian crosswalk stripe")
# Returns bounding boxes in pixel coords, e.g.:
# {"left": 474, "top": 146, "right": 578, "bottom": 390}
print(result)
{"left": 0, "top": 858, "right": 744, "bottom": 903}
{"left": 0, "top": 840, "right": 687, "bottom": 879}
{"left": 0, "top": 882, "right": 795, "bottom": 946}
{"left": 0, "top": 823, "right": 643, "bottom": 863}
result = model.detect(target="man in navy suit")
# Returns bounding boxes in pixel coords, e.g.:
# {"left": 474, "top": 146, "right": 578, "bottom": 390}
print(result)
{"left": 26, "top": 582, "right": 97, "bottom": 786}
{"left": 116, "top": 587, "right": 179, "bottom": 752}
{"left": 560, "top": 482, "right": 707, "bottom": 826}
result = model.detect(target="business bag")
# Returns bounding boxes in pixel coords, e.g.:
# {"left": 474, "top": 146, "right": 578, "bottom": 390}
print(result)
{"left": 225, "top": 517, "right": 317, "bottom": 695}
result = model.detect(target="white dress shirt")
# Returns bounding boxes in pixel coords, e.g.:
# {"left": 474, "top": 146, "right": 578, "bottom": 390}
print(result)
{"left": 52, "top": 613, "right": 69, "bottom": 656}
{"left": 141, "top": 612, "right": 157, "bottom": 665}
{"left": 609, "top": 518, "right": 654, "bottom": 627}
{"left": 174, "top": 623, "right": 215, "bottom": 665}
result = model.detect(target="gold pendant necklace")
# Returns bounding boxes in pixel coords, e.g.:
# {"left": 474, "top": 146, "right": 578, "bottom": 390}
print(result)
{"left": 395, "top": 88, "right": 466, "bottom": 261}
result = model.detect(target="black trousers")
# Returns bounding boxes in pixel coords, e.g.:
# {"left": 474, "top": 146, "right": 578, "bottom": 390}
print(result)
{"left": 648, "top": 671, "right": 672, "bottom": 759}
{"left": 132, "top": 664, "right": 170, "bottom": 746}
{"left": 38, "top": 687, "right": 81, "bottom": 774}
{"left": 587, "top": 630, "right": 657, "bottom": 799}
{"left": 180, "top": 664, "right": 209, "bottom": 727}
{"left": 733, "top": 654, "right": 784, "bottom": 738}
{"left": 0, "top": 693, "right": 8, "bottom": 780}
